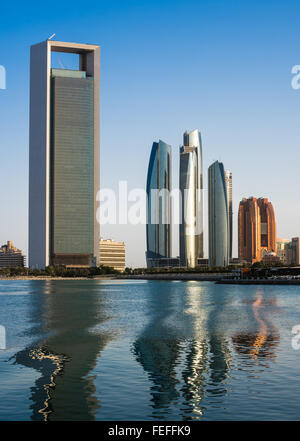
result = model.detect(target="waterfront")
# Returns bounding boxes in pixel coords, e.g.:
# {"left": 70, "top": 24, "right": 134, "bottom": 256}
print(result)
{"left": 0, "top": 280, "right": 299, "bottom": 421}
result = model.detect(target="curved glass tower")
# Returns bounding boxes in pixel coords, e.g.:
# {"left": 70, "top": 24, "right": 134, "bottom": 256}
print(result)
{"left": 208, "top": 161, "right": 229, "bottom": 267}
{"left": 146, "top": 140, "right": 172, "bottom": 267}
{"left": 179, "top": 129, "right": 203, "bottom": 267}
{"left": 225, "top": 170, "right": 233, "bottom": 260}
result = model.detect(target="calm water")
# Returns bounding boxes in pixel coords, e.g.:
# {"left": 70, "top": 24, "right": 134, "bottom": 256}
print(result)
{"left": 0, "top": 279, "right": 299, "bottom": 421}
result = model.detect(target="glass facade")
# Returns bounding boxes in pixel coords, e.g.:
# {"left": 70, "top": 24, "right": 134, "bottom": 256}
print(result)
{"left": 225, "top": 170, "right": 233, "bottom": 259}
{"left": 208, "top": 161, "right": 229, "bottom": 267}
{"left": 50, "top": 74, "right": 94, "bottom": 261}
{"left": 179, "top": 129, "right": 203, "bottom": 267}
{"left": 146, "top": 140, "right": 171, "bottom": 265}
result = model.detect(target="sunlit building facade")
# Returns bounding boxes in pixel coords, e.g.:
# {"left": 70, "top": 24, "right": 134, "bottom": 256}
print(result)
{"left": 238, "top": 197, "right": 277, "bottom": 264}
{"left": 146, "top": 140, "right": 172, "bottom": 267}
{"left": 179, "top": 129, "right": 203, "bottom": 267}
{"left": 225, "top": 170, "right": 233, "bottom": 260}
{"left": 99, "top": 239, "right": 125, "bottom": 272}
{"left": 29, "top": 40, "right": 100, "bottom": 269}
{"left": 208, "top": 161, "right": 229, "bottom": 267}
{"left": 0, "top": 241, "right": 25, "bottom": 268}
{"left": 277, "top": 237, "right": 300, "bottom": 265}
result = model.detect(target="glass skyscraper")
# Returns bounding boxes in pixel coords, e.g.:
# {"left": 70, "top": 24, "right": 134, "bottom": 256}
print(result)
{"left": 29, "top": 41, "right": 100, "bottom": 268}
{"left": 208, "top": 161, "right": 229, "bottom": 267}
{"left": 146, "top": 140, "right": 171, "bottom": 267}
{"left": 225, "top": 170, "right": 233, "bottom": 260}
{"left": 179, "top": 129, "right": 203, "bottom": 268}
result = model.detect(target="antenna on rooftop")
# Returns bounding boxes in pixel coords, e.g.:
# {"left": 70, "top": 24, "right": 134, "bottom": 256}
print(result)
{"left": 48, "top": 33, "right": 56, "bottom": 41}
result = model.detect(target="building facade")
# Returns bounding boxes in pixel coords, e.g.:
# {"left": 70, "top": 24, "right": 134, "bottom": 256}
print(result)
{"left": 179, "top": 129, "right": 203, "bottom": 267}
{"left": 146, "top": 257, "right": 180, "bottom": 268}
{"left": 225, "top": 170, "right": 233, "bottom": 260}
{"left": 277, "top": 237, "right": 300, "bottom": 265}
{"left": 238, "top": 197, "right": 277, "bottom": 264}
{"left": 208, "top": 161, "right": 229, "bottom": 267}
{"left": 289, "top": 237, "right": 300, "bottom": 265}
{"left": 146, "top": 140, "right": 172, "bottom": 267}
{"left": 29, "top": 40, "right": 100, "bottom": 268}
{"left": 99, "top": 239, "right": 125, "bottom": 272}
{"left": 277, "top": 238, "right": 290, "bottom": 264}
{"left": 0, "top": 241, "right": 25, "bottom": 267}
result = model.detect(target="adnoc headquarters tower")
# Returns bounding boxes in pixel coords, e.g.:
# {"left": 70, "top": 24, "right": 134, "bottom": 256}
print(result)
{"left": 29, "top": 40, "right": 100, "bottom": 268}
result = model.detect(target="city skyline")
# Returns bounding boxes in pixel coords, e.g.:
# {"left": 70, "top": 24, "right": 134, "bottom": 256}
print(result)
{"left": 1, "top": 1, "right": 300, "bottom": 267}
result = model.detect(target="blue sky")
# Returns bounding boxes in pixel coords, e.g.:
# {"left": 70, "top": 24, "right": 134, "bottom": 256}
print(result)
{"left": 1, "top": 0, "right": 300, "bottom": 267}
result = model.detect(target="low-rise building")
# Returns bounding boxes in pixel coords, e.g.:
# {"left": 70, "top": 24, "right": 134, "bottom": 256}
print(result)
{"left": 0, "top": 241, "right": 25, "bottom": 267}
{"left": 147, "top": 257, "right": 180, "bottom": 268}
{"left": 99, "top": 239, "right": 125, "bottom": 272}
{"left": 261, "top": 252, "right": 281, "bottom": 265}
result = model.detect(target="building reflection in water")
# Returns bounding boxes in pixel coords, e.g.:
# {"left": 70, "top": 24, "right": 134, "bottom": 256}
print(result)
{"left": 12, "top": 280, "right": 114, "bottom": 421}
{"left": 132, "top": 281, "right": 232, "bottom": 420}
{"left": 232, "top": 288, "right": 280, "bottom": 364}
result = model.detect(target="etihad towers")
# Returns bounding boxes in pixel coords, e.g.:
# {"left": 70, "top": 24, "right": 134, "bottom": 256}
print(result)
{"left": 146, "top": 140, "right": 172, "bottom": 267}
{"left": 225, "top": 170, "right": 233, "bottom": 260}
{"left": 208, "top": 161, "right": 229, "bottom": 267}
{"left": 179, "top": 129, "right": 203, "bottom": 267}
{"left": 29, "top": 40, "right": 100, "bottom": 269}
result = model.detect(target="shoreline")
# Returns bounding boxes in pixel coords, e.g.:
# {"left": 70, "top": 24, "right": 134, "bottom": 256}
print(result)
{"left": 1, "top": 274, "right": 299, "bottom": 284}
{"left": 0, "top": 275, "right": 117, "bottom": 281}
{"left": 0, "top": 273, "right": 232, "bottom": 282}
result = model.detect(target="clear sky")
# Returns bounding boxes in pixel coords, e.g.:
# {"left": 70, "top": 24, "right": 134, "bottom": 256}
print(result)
{"left": 1, "top": 0, "right": 300, "bottom": 267}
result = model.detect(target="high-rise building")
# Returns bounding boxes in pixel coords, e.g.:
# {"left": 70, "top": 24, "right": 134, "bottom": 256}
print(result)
{"left": 99, "top": 239, "right": 126, "bottom": 272}
{"left": 278, "top": 237, "right": 300, "bottom": 265}
{"left": 0, "top": 241, "right": 25, "bottom": 267}
{"left": 146, "top": 140, "right": 172, "bottom": 267}
{"left": 289, "top": 237, "right": 300, "bottom": 265}
{"left": 179, "top": 129, "right": 203, "bottom": 267}
{"left": 29, "top": 40, "right": 100, "bottom": 269}
{"left": 277, "top": 238, "right": 290, "bottom": 264}
{"left": 225, "top": 170, "right": 233, "bottom": 259}
{"left": 208, "top": 161, "right": 229, "bottom": 267}
{"left": 238, "top": 197, "right": 276, "bottom": 264}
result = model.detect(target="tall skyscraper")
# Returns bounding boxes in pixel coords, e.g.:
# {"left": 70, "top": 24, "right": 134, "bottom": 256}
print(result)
{"left": 29, "top": 40, "right": 100, "bottom": 268}
{"left": 146, "top": 140, "right": 172, "bottom": 267}
{"left": 238, "top": 197, "right": 276, "bottom": 264}
{"left": 225, "top": 170, "right": 233, "bottom": 260}
{"left": 179, "top": 129, "right": 203, "bottom": 267}
{"left": 208, "top": 161, "right": 229, "bottom": 267}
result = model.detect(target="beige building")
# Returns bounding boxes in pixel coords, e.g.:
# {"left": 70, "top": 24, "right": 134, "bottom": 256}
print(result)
{"left": 277, "top": 238, "right": 290, "bottom": 264}
{"left": 276, "top": 237, "right": 300, "bottom": 265}
{"left": 99, "top": 239, "right": 126, "bottom": 272}
{"left": 0, "top": 241, "right": 25, "bottom": 267}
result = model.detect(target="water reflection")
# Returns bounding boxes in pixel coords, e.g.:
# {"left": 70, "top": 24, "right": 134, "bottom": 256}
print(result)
{"left": 232, "top": 288, "right": 280, "bottom": 364}
{"left": 12, "top": 281, "right": 113, "bottom": 421}
{"left": 133, "top": 282, "right": 232, "bottom": 420}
